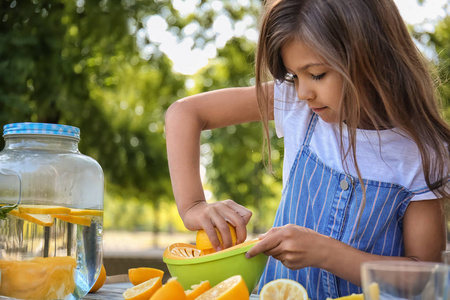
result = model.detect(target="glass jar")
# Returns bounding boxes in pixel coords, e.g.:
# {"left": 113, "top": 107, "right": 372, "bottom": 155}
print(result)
{"left": 0, "top": 123, "right": 104, "bottom": 300}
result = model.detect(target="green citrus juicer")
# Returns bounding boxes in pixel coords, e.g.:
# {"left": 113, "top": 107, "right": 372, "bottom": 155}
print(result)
{"left": 163, "top": 239, "right": 268, "bottom": 293}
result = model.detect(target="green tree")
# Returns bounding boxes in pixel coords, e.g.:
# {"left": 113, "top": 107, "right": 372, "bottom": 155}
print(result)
{"left": 0, "top": 0, "right": 186, "bottom": 236}
{"left": 411, "top": 13, "right": 450, "bottom": 120}
{"left": 1, "top": 0, "right": 447, "bottom": 236}
{"left": 427, "top": 16, "right": 450, "bottom": 120}
{"left": 0, "top": 0, "right": 280, "bottom": 234}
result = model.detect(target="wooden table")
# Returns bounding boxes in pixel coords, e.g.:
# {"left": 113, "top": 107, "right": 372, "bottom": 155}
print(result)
{"left": 84, "top": 282, "right": 133, "bottom": 299}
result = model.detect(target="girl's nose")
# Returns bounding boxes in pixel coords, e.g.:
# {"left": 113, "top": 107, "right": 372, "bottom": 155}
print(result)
{"left": 296, "top": 82, "right": 315, "bottom": 101}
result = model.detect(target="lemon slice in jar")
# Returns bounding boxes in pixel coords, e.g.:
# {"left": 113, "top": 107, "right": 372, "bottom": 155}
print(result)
{"left": 18, "top": 205, "right": 71, "bottom": 215}
{"left": 69, "top": 208, "right": 103, "bottom": 217}
{"left": 53, "top": 214, "right": 92, "bottom": 226}
{"left": 53, "top": 208, "right": 102, "bottom": 226}
{"left": 9, "top": 210, "right": 54, "bottom": 226}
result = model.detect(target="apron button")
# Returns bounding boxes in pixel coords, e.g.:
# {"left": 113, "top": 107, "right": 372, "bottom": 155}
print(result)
{"left": 340, "top": 180, "right": 349, "bottom": 190}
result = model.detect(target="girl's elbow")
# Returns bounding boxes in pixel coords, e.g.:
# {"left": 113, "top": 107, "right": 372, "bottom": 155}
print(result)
{"left": 165, "top": 99, "right": 206, "bottom": 131}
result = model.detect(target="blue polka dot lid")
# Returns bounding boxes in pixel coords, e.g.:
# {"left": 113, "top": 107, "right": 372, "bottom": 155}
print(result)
{"left": 3, "top": 123, "right": 80, "bottom": 139}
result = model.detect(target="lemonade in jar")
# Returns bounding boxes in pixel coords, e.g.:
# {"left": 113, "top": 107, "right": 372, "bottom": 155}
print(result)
{"left": 0, "top": 123, "right": 104, "bottom": 300}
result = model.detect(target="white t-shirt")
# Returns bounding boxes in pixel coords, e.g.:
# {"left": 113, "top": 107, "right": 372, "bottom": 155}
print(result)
{"left": 274, "top": 81, "right": 436, "bottom": 201}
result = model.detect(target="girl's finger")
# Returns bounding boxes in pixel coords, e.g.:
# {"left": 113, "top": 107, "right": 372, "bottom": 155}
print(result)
{"left": 246, "top": 230, "right": 281, "bottom": 258}
{"left": 222, "top": 201, "right": 252, "bottom": 243}
{"left": 223, "top": 212, "right": 248, "bottom": 244}
{"left": 199, "top": 216, "right": 222, "bottom": 251}
{"left": 215, "top": 220, "right": 233, "bottom": 249}
{"left": 224, "top": 200, "right": 253, "bottom": 224}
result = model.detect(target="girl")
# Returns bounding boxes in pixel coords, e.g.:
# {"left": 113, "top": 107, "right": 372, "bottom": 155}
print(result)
{"left": 165, "top": 0, "right": 450, "bottom": 298}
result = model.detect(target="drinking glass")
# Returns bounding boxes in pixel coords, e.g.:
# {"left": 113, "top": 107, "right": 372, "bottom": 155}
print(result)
{"left": 361, "top": 261, "right": 449, "bottom": 299}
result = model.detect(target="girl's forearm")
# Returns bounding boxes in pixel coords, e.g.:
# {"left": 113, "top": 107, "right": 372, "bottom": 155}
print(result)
{"left": 165, "top": 99, "right": 207, "bottom": 225}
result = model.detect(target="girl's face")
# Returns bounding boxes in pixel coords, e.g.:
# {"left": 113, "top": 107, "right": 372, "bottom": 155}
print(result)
{"left": 281, "top": 39, "right": 343, "bottom": 124}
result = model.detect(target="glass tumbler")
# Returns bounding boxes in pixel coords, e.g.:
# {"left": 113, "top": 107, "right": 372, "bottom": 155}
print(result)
{"left": 361, "top": 261, "right": 449, "bottom": 300}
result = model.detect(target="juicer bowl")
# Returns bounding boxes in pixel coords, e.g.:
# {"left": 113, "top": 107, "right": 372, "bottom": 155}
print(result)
{"left": 163, "top": 239, "right": 268, "bottom": 293}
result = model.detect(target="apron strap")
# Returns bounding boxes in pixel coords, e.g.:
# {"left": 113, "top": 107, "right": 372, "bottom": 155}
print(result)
{"left": 303, "top": 113, "right": 318, "bottom": 146}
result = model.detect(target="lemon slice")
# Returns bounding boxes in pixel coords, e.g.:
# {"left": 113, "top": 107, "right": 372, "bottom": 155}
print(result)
{"left": 0, "top": 257, "right": 76, "bottom": 299}
{"left": 69, "top": 208, "right": 103, "bottom": 217}
{"left": 19, "top": 205, "right": 71, "bottom": 215}
{"left": 195, "top": 275, "right": 249, "bottom": 300}
{"left": 185, "top": 281, "right": 211, "bottom": 300}
{"left": 128, "top": 268, "right": 165, "bottom": 286}
{"left": 9, "top": 210, "right": 54, "bottom": 226}
{"left": 123, "top": 277, "right": 162, "bottom": 300}
{"left": 149, "top": 278, "right": 189, "bottom": 300}
{"left": 53, "top": 214, "right": 92, "bottom": 226}
{"left": 260, "top": 278, "right": 308, "bottom": 300}
{"left": 368, "top": 282, "right": 379, "bottom": 300}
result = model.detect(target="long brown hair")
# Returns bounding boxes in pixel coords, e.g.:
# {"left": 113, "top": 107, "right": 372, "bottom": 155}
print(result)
{"left": 256, "top": 0, "right": 450, "bottom": 200}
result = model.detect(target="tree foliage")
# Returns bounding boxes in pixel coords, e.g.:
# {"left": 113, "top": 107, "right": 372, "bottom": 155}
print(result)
{"left": 0, "top": 0, "right": 278, "bottom": 232}
{"left": 0, "top": 0, "right": 448, "bottom": 233}
{"left": 412, "top": 13, "right": 450, "bottom": 121}
{"left": 0, "top": 0, "right": 183, "bottom": 206}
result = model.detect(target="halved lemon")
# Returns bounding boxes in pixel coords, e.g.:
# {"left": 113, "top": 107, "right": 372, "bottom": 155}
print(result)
{"left": 185, "top": 280, "right": 211, "bottom": 300}
{"left": 123, "top": 276, "right": 163, "bottom": 300}
{"left": 149, "top": 277, "right": 186, "bottom": 300}
{"left": 196, "top": 223, "right": 237, "bottom": 251}
{"left": 9, "top": 210, "right": 54, "bottom": 226}
{"left": 89, "top": 265, "right": 107, "bottom": 293}
{"left": 19, "top": 205, "right": 71, "bottom": 215}
{"left": 164, "top": 239, "right": 259, "bottom": 260}
{"left": 260, "top": 278, "right": 308, "bottom": 300}
{"left": 195, "top": 275, "right": 249, "bottom": 300}
{"left": 128, "top": 267, "right": 164, "bottom": 286}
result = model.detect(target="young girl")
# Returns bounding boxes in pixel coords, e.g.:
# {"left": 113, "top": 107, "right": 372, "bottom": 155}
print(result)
{"left": 165, "top": 0, "right": 450, "bottom": 298}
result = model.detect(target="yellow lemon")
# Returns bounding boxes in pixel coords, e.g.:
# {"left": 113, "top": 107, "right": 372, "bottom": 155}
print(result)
{"left": 185, "top": 280, "right": 211, "bottom": 300}
{"left": 123, "top": 276, "right": 163, "bottom": 300}
{"left": 18, "top": 205, "right": 71, "bottom": 215}
{"left": 53, "top": 214, "right": 92, "bottom": 226}
{"left": 128, "top": 267, "right": 164, "bottom": 286}
{"left": 0, "top": 256, "right": 76, "bottom": 299}
{"left": 69, "top": 208, "right": 103, "bottom": 217}
{"left": 89, "top": 264, "right": 107, "bottom": 293}
{"left": 149, "top": 277, "right": 186, "bottom": 300}
{"left": 195, "top": 275, "right": 249, "bottom": 300}
{"left": 196, "top": 223, "right": 238, "bottom": 251}
{"left": 260, "top": 278, "right": 308, "bottom": 300}
{"left": 9, "top": 210, "right": 54, "bottom": 226}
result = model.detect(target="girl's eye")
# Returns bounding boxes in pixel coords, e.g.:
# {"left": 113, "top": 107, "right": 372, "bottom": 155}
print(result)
{"left": 311, "top": 73, "right": 325, "bottom": 80}
{"left": 285, "top": 72, "right": 297, "bottom": 82}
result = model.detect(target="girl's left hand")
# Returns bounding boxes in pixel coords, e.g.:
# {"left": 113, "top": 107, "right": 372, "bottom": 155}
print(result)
{"left": 245, "top": 224, "right": 329, "bottom": 270}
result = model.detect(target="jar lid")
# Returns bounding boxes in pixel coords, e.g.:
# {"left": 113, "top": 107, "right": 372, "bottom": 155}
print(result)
{"left": 3, "top": 123, "right": 80, "bottom": 140}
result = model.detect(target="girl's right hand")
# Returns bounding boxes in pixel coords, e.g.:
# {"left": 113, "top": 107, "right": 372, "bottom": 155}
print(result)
{"left": 165, "top": 86, "right": 270, "bottom": 252}
{"left": 183, "top": 199, "right": 252, "bottom": 251}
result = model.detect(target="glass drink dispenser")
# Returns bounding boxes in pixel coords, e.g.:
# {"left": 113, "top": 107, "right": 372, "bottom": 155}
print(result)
{"left": 0, "top": 123, "right": 104, "bottom": 300}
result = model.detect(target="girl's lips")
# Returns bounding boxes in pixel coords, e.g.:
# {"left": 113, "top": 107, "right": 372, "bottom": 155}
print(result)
{"left": 311, "top": 107, "right": 326, "bottom": 113}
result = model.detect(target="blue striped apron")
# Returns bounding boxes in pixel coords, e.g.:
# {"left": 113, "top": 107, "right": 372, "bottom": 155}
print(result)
{"left": 258, "top": 114, "right": 418, "bottom": 299}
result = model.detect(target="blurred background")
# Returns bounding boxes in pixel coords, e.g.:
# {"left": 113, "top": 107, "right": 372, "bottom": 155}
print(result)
{"left": 1, "top": 0, "right": 449, "bottom": 276}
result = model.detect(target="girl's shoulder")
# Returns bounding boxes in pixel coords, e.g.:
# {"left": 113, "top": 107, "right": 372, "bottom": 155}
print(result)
{"left": 317, "top": 122, "right": 438, "bottom": 200}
